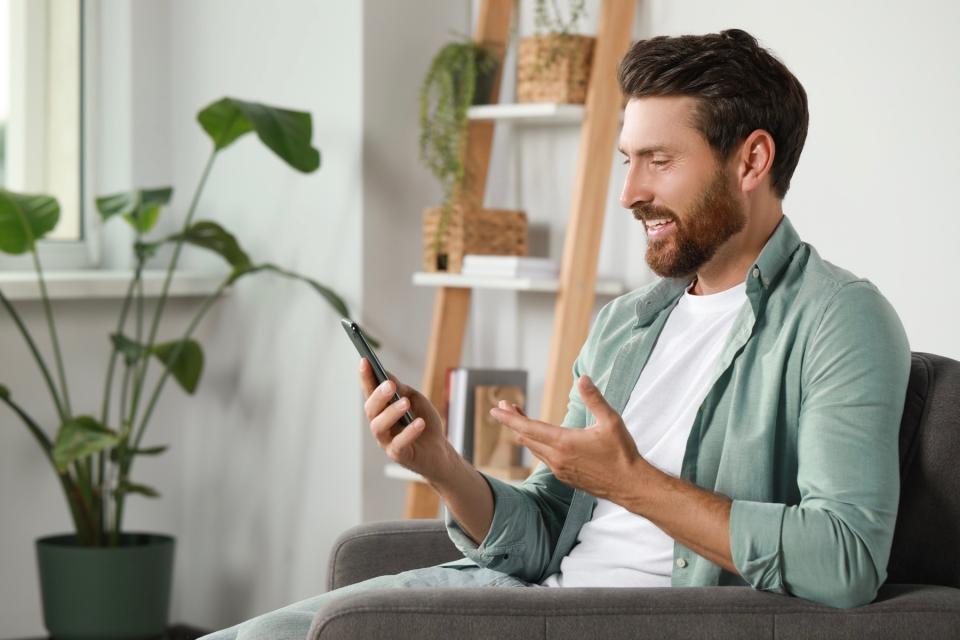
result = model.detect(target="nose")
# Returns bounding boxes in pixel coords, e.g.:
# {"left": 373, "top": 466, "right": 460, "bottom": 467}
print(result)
{"left": 619, "top": 165, "right": 654, "bottom": 211}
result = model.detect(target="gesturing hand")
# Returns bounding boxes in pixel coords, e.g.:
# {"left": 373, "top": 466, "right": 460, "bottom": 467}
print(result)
{"left": 489, "top": 374, "right": 644, "bottom": 502}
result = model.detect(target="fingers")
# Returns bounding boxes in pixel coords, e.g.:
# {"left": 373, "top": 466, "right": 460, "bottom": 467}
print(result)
{"left": 369, "top": 394, "right": 413, "bottom": 445}
{"left": 384, "top": 418, "right": 426, "bottom": 461}
{"left": 364, "top": 376, "right": 396, "bottom": 419}
{"left": 577, "top": 375, "right": 616, "bottom": 419}
{"left": 359, "top": 358, "right": 378, "bottom": 397}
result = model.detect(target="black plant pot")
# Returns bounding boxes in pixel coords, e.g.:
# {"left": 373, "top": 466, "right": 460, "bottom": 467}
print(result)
{"left": 36, "top": 533, "right": 175, "bottom": 640}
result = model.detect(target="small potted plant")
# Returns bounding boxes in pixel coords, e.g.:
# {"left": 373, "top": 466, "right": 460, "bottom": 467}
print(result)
{"left": 418, "top": 37, "right": 510, "bottom": 272}
{"left": 516, "top": 0, "right": 594, "bottom": 104}
{"left": 0, "top": 96, "right": 372, "bottom": 640}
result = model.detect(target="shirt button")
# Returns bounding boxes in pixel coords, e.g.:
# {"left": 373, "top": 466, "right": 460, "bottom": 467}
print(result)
{"left": 675, "top": 558, "right": 688, "bottom": 568}
{"left": 751, "top": 268, "right": 760, "bottom": 278}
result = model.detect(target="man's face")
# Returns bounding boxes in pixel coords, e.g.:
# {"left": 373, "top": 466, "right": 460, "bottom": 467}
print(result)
{"left": 618, "top": 96, "right": 746, "bottom": 279}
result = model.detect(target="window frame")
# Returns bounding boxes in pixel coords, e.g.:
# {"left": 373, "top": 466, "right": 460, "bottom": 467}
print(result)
{"left": 0, "top": 0, "right": 99, "bottom": 271}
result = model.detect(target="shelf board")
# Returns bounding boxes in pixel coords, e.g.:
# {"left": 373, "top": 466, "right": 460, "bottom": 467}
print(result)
{"left": 412, "top": 271, "right": 624, "bottom": 296}
{"left": 0, "top": 269, "right": 227, "bottom": 301}
{"left": 467, "top": 102, "right": 585, "bottom": 124}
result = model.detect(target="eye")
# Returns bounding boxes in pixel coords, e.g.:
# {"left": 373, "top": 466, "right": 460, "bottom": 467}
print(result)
{"left": 650, "top": 159, "right": 669, "bottom": 167}
{"left": 621, "top": 157, "right": 630, "bottom": 166}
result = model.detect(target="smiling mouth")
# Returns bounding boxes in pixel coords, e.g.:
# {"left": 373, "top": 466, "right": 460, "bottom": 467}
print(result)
{"left": 644, "top": 218, "right": 675, "bottom": 239}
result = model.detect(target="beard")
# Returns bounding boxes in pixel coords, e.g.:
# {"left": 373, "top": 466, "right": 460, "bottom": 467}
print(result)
{"left": 633, "top": 168, "right": 747, "bottom": 279}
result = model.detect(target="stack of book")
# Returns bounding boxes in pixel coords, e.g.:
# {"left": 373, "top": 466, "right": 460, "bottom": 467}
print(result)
{"left": 445, "top": 368, "right": 527, "bottom": 479}
{"left": 461, "top": 255, "right": 559, "bottom": 279}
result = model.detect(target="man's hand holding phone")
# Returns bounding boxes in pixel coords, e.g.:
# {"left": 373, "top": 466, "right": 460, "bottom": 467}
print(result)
{"left": 358, "top": 358, "right": 454, "bottom": 480}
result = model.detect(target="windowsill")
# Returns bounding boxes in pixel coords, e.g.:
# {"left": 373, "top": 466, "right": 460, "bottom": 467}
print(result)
{"left": 0, "top": 270, "right": 228, "bottom": 301}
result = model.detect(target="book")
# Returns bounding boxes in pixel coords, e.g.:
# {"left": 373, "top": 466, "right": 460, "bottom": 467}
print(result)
{"left": 445, "top": 368, "right": 527, "bottom": 462}
{"left": 461, "top": 255, "right": 559, "bottom": 279}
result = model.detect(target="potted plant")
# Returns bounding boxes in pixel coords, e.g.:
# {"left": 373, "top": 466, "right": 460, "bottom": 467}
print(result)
{"left": 418, "top": 37, "right": 500, "bottom": 272}
{"left": 516, "top": 0, "right": 594, "bottom": 104}
{"left": 0, "top": 96, "right": 372, "bottom": 639}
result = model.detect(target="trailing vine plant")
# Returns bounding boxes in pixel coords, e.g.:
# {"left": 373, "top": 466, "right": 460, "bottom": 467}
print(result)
{"left": 419, "top": 38, "right": 498, "bottom": 268}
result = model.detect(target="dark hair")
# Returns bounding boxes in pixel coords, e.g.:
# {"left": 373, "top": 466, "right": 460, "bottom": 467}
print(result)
{"left": 618, "top": 28, "right": 808, "bottom": 198}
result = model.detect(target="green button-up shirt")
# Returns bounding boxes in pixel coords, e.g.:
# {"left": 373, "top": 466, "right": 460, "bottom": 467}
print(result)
{"left": 444, "top": 214, "right": 911, "bottom": 609}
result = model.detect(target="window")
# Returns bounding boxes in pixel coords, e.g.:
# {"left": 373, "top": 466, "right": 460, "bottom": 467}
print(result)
{"left": 1, "top": 0, "right": 94, "bottom": 269}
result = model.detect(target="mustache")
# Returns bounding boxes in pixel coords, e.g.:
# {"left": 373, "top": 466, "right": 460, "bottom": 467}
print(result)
{"left": 632, "top": 204, "right": 677, "bottom": 223}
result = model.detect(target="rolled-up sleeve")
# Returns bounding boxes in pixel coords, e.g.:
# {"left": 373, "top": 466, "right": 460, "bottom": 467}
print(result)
{"left": 730, "top": 281, "right": 911, "bottom": 608}
{"left": 444, "top": 301, "right": 612, "bottom": 581}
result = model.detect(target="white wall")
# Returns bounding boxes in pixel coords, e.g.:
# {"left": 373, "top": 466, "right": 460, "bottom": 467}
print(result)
{"left": 165, "top": 0, "right": 364, "bottom": 629}
{"left": 360, "top": 0, "right": 473, "bottom": 521}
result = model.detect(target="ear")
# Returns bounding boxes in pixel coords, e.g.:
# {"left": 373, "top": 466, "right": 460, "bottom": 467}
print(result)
{"left": 734, "top": 129, "right": 776, "bottom": 195}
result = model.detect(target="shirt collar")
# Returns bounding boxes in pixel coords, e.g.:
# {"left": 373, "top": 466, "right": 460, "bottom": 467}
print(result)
{"left": 633, "top": 214, "right": 802, "bottom": 328}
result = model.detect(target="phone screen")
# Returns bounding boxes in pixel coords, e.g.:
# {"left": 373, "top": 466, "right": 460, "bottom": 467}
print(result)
{"left": 341, "top": 319, "right": 415, "bottom": 427}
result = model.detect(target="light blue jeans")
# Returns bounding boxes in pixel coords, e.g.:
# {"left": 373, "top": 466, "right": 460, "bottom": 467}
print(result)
{"left": 199, "top": 565, "right": 534, "bottom": 640}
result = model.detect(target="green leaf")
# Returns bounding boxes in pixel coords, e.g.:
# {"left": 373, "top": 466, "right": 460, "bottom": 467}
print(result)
{"left": 0, "top": 189, "right": 60, "bottom": 254}
{"left": 197, "top": 97, "right": 321, "bottom": 172}
{"left": 0, "top": 384, "right": 8, "bottom": 400}
{"left": 53, "top": 417, "right": 120, "bottom": 472}
{"left": 96, "top": 187, "right": 173, "bottom": 233}
{"left": 111, "top": 333, "right": 146, "bottom": 366}
{"left": 134, "top": 240, "right": 160, "bottom": 262}
{"left": 115, "top": 480, "right": 161, "bottom": 498}
{"left": 129, "top": 445, "right": 168, "bottom": 456}
{"left": 152, "top": 339, "right": 204, "bottom": 394}
{"left": 168, "top": 220, "right": 252, "bottom": 270}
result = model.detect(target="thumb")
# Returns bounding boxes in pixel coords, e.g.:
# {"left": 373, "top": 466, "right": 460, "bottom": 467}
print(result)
{"left": 577, "top": 375, "right": 617, "bottom": 420}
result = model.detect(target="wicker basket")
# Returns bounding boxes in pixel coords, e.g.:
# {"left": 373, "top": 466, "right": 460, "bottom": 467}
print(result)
{"left": 516, "top": 34, "right": 595, "bottom": 104}
{"left": 422, "top": 207, "right": 527, "bottom": 273}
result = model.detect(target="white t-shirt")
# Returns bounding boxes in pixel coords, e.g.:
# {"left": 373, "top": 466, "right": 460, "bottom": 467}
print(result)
{"left": 540, "top": 280, "right": 747, "bottom": 588}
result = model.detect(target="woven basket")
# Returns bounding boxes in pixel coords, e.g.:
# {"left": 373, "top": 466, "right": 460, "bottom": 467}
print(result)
{"left": 516, "top": 34, "right": 595, "bottom": 104}
{"left": 422, "top": 207, "right": 527, "bottom": 273}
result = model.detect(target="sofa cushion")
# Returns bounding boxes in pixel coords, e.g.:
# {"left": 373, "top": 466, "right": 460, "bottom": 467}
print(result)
{"left": 887, "top": 352, "right": 960, "bottom": 588}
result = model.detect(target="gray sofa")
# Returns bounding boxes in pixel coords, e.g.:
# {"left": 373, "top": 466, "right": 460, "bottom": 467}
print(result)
{"left": 314, "top": 352, "right": 960, "bottom": 639}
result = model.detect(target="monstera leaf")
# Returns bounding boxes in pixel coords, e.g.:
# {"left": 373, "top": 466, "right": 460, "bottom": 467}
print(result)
{"left": 96, "top": 187, "right": 173, "bottom": 234}
{"left": 197, "top": 97, "right": 321, "bottom": 172}
{"left": 53, "top": 417, "right": 120, "bottom": 472}
{"left": 0, "top": 189, "right": 60, "bottom": 254}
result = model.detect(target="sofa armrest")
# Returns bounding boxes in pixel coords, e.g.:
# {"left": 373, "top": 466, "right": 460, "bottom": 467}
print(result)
{"left": 309, "top": 584, "right": 960, "bottom": 640}
{"left": 327, "top": 519, "right": 460, "bottom": 590}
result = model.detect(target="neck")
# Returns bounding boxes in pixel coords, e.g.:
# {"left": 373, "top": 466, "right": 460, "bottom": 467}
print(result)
{"left": 689, "top": 207, "right": 784, "bottom": 296}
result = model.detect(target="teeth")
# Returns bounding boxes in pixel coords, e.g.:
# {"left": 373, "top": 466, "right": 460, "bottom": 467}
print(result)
{"left": 646, "top": 219, "right": 670, "bottom": 229}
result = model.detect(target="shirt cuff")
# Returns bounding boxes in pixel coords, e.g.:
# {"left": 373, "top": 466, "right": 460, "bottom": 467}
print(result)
{"left": 445, "top": 472, "right": 525, "bottom": 563}
{"left": 730, "top": 499, "right": 788, "bottom": 593}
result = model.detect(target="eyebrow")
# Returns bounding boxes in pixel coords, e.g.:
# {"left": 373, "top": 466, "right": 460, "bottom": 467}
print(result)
{"left": 617, "top": 144, "right": 672, "bottom": 157}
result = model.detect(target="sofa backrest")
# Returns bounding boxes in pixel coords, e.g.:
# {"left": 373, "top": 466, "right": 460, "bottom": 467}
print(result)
{"left": 886, "top": 352, "right": 960, "bottom": 588}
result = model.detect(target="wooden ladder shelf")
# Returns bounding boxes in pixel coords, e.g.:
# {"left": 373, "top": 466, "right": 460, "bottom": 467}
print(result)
{"left": 404, "top": 0, "right": 636, "bottom": 519}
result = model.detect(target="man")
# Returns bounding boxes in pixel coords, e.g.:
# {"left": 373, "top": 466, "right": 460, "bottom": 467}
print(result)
{"left": 203, "top": 28, "right": 910, "bottom": 640}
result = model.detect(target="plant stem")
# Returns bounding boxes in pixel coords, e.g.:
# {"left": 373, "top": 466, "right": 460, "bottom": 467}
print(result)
{"left": 126, "top": 149, "right": 217, "bottom": 433}
{"left": 136, "top": 278, "right": 228, "bottom": 449}
{"left": 112, "top": 277, "right": 228, "bottom": 541}
{"left": 100, "top": 261, "right": 144, "bottom": 427}
{"left": 0, "top": 393, "right": 90, "bottom": 541}
{"left": 0, "top": 289, "right": 66, "bottom": 423}
{"left": 98, "top": 259, "right": 145, "bottom": 537}
{"left": 31, "top": 249, "right": 72, "bottom": 417}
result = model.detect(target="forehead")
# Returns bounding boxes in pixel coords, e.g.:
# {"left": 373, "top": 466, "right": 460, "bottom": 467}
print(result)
{"left": 618, "top": 95, "right": 708, "bottom": 153}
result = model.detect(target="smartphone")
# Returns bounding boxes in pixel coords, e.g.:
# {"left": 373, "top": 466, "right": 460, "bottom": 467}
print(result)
{"left": 341, "top": 319, "right": 415, "bottom": 427}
